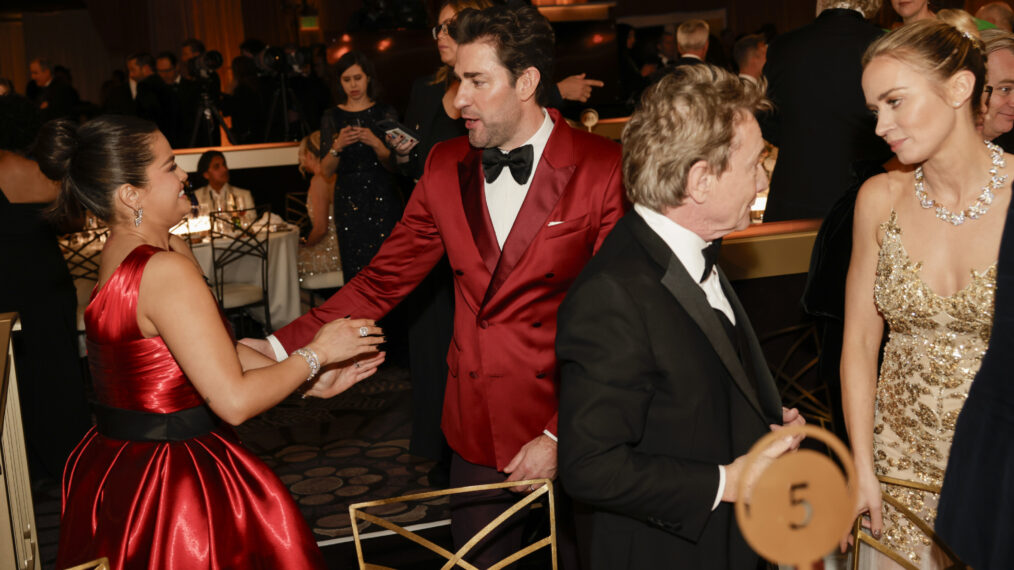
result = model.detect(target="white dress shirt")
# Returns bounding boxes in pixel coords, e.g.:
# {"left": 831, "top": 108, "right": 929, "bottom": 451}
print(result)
{"left": 634, "top": 203, "right": 733, "bottom": 510}
{"left": 485, "top": 110, "right": 554, "bottom": 248}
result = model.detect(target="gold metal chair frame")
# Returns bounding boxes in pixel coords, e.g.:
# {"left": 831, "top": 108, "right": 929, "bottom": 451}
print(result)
{"left": 349, "top": 478, "right": 557, "bottom": 570}
{"left": 850, "top": 476, "right": 967, "bottom": 570}
{"left": 62, "top": 557, "right": 110, "bottom": 570}
{"left": 761, "top": 322, "right": 833, "bottom": 431}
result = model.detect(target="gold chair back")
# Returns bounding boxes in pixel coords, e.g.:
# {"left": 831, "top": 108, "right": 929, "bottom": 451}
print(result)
{"left": 850, "top": 476, "right": 966, "bottom": 570}
{"left": 349, "top": 478, "right": 557, "bottom": 570}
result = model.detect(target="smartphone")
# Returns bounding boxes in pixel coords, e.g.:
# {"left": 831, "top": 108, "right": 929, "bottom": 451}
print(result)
{"left": 377, "top": 119, "right": 421, "bottom": 147}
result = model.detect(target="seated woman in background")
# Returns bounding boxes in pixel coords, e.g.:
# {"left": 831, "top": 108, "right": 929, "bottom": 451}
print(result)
{"left": 37, "top": 115, "right": 386, "bottom": 569}
{"left": 297, "top": 130, "right": 342, "bottom": 287}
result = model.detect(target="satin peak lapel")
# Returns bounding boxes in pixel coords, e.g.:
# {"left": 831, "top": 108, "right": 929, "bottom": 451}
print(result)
{"left": 459, "top": 150, "right": 500, "bottom": 275}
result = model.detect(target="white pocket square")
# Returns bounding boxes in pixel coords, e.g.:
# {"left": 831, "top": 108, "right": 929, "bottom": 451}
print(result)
{"left": 548, "top": 220, "right": 565, "bottom": 227}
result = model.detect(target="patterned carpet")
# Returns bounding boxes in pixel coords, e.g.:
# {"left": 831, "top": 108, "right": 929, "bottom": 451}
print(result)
{"left": 33, "top": 363, "right": 449, "bottom": 569}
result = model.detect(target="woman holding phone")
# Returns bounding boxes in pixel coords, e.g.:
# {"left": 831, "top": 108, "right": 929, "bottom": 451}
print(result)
{"left": 322, "top": 50, "right": 401, "bottom": 279}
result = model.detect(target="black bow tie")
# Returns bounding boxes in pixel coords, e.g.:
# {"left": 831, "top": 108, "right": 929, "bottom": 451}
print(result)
{"left": 481, "top": 145, "right": 534, "bottom": 185}
{"left": 700, "top": 238, "right": 722, "bottom": 283}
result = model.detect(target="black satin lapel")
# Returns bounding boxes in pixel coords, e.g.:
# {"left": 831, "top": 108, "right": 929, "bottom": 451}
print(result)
{"left": 720, "top": 271, "right": 783, "bottom": 422}
{"left": 658, "top": 259, "right": 751, "bottom": 391}
{"left": 459, "top": 151, "right": 500, "bottom": 275}
{"left": 481, "top": 160, "right": 575, "bottom": 307}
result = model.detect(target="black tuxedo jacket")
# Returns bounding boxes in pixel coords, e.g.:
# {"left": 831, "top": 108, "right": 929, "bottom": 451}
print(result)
{"left": 558, "top": 212, "right": 783, "bottom": 569}
{"left": 761, "top": 9, "right": 891, "bottom": 222}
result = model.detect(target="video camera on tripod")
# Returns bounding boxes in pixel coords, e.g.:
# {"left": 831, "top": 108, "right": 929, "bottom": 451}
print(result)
{"left": 186, "top": 50, "right": 236, "bottom": 147}
{"left": 188, "top": 50, "right": 224, "bottom": 85}
{"left": 254, "top": 46, "right": 311, "bottom": 142}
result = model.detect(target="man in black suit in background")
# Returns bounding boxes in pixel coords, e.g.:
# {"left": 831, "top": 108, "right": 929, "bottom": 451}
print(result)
{"left": 675, "top": 19, "right": 710, "bottom": 66}
{"left": 761, "top": 0, "right": 891, "bottom": 222}
{"left": 558, "top": 66, "right": 804, "bottom": 569}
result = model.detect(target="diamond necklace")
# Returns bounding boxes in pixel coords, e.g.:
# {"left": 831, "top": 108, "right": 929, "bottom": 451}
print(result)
{"left": 914, "top": 140, "right": 1007, "bottom": 226}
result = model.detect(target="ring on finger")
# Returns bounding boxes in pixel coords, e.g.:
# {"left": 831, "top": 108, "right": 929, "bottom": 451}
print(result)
{"left": 359, "top": 326, "right": 369, "bottom": 338}
{"left": 354, "top": 360, "right": 361, "bottom": 368}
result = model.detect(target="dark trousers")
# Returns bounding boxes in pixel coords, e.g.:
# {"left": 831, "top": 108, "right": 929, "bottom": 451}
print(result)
{"left": 450, "top": 453, "right": 580, "bottom": 569}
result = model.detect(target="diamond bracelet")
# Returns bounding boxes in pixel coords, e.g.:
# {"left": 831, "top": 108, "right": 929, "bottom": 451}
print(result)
{"left": 292, "top": 347, "right": 320, "bottom": 382}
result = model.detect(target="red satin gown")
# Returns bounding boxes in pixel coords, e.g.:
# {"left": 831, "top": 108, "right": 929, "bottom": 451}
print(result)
{"left": 56, "top": 245, "right": 325, "bottom": 569}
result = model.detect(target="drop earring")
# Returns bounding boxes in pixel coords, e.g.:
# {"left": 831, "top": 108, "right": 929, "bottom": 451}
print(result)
{"left": 134, "top": 207, "right": 143, "bottom": 227}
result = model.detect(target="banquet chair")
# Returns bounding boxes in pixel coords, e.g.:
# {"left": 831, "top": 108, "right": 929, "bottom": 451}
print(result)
{"left": 62, "top": 557, "right": 111, "bottom": 570}
{"left": 349, "top": 479, "right": 557, "bottom": 570}
{"left": 284, "top": 191, "right": 310, "bottom": 235}
{"left": 58, "top": 226, "right": 110, "bottom": 351}
{"left": 210, "top": 206, "right": 272, "bottom": 334}
{"left": 850, "top": 476, "right": 966, "bottom": 570}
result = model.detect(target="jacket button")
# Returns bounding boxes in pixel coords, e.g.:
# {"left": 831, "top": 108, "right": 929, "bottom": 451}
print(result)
{"left": 480, "top": 320, "right": 489, "bottom": 329}
{"left": 535, "top": 372, "right": 546, "bottom": 379}
{"left": 545, "top": 272, "right": 555, "bottom": 279}
{"left": 468, "top": 371, "right": 478, "bottom": 379}
{"left": 455, "top": 269, "right": 464, "bottom": 276}
{"left": 532, "top": 322, "right": 542, "bottom": 328}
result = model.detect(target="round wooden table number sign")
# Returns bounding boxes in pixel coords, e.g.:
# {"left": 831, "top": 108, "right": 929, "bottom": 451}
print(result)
{"left": 735, "top": 425, "right": 857, "bottom": 567}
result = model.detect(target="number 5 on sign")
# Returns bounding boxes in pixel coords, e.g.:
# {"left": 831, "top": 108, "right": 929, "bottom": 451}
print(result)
{"left": 735, "top": 425, "right": 857, "bottom": 567}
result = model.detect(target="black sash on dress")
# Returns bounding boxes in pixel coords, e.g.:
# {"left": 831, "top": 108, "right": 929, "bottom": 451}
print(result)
{"left": 93, "top": 402, "right": 219, "bottom": 442}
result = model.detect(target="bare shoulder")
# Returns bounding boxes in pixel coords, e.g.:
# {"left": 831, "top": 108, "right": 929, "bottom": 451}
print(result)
{"left": 855, "top": 171, "right": 903, "bottom": 226}
{"left": 143, "top": 249, "right": 205, "bottom": 290}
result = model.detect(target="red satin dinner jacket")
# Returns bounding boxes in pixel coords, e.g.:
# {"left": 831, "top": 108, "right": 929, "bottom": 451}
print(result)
{"left": 274, "top": 108, "right": 626, "bottom": 469}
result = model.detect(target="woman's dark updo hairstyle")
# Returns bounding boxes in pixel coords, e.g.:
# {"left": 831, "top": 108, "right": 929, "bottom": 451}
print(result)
{"left": 34, "top": 115, "right": 159, "bottom": 222}
{"left": 334, "top": 51, "right": 380, "bottom": 104}
{"left": 863, "top": 19, "right": 987, "bottom": 120}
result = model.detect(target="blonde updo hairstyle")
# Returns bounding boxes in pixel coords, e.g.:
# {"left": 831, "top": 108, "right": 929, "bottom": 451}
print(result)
{"left": 298, "top": 130, "right": 322, "bottom": 177}
{"left": 862, "top": 19, "right": 987, "bottom": 120}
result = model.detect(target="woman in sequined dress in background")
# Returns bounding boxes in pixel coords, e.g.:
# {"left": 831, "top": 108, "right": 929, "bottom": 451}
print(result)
{"left": 841, "top": 20, "right": 1011, "bottom": 568}
{"left": 296, "top": 131, "right": 342, "bottom": 284}
{"left": 321, "top": 51, "right": 401, "bottom": 279}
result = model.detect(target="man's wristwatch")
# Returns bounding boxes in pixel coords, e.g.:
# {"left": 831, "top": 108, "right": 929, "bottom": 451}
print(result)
{"left": 329, "top": 148, "right": 340, "bottom": 157}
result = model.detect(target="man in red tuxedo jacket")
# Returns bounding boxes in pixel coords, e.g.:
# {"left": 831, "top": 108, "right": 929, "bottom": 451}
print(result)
{"left": 245, "top": 4, "right": 624, "bottom": 566}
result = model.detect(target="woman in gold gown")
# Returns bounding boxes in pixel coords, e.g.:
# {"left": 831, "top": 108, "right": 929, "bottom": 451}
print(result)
{"left": 842, "top": 20, "right": 1011, "bottom": 568}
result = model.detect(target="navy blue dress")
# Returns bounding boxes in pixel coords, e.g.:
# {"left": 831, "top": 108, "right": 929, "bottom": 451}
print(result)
{"left": 320, "top": 104, "right": 402, "bottom": 279}
{"left": 937, "top": 194, "right": 1014, "bottom": 568}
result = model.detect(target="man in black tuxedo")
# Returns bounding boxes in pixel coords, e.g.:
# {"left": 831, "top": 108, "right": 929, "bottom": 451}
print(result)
{"left": 558, "top": 65, "right": 803, "bottom": 570}
{"left": 761, "top": 0, "right": 891, "bottom": 222}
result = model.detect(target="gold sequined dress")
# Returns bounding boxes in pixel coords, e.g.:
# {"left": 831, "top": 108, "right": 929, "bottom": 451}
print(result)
{"left": 297, "top": 203, "right": 341, "bottom": 280}
{"left": 870, "top": 211, "right": 995, "bottom": 566}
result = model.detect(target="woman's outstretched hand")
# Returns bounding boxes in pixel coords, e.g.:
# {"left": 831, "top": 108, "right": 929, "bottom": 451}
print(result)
{"left": 306, "top": 317, "right": 383, "bottom": 366}
{"left": 303, "top": 352, "right": 386, "bottom": 399}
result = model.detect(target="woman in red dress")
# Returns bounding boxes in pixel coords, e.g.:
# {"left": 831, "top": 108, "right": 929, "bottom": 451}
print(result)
{"left": 37, "top": 115, "right": 386, "bottom": 569}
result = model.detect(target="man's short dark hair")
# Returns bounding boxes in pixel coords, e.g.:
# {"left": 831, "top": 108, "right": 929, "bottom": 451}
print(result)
{"left": 30, "top": 57, "right": 53, "bottom": 71}
{"left": 156, "top": 51, "right": 177, "bottom": 67}
{"left": 453, "top": 4, "right": 555, "bottom": 107}
{"left": 733, "top": 34, "right": 765, "bottom": 69}
{"left": 181, "top": 38, "right": 206, "bottom": 55}
{"left": 197, "top": 149, "right": 225, "bottom": 176}
{"left": 128, "top": 52, "right": 156, "bottom": 70}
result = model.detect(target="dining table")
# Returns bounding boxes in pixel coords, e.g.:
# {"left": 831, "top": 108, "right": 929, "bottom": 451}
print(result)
{"left": 60, "top": 219, "right": 302, "bottom": 335}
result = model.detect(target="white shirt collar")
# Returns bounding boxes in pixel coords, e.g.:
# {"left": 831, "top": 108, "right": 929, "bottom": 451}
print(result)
{"left": 634, "top": 203, "right": 710, "bottom": 281}
{"left": 681, "top": 53, "right": 703, "bottom": 61}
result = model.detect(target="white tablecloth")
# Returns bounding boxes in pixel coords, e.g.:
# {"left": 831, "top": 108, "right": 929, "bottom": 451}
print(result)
{"left": 191, "top": 228, "right": 300, "bottom": 331}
